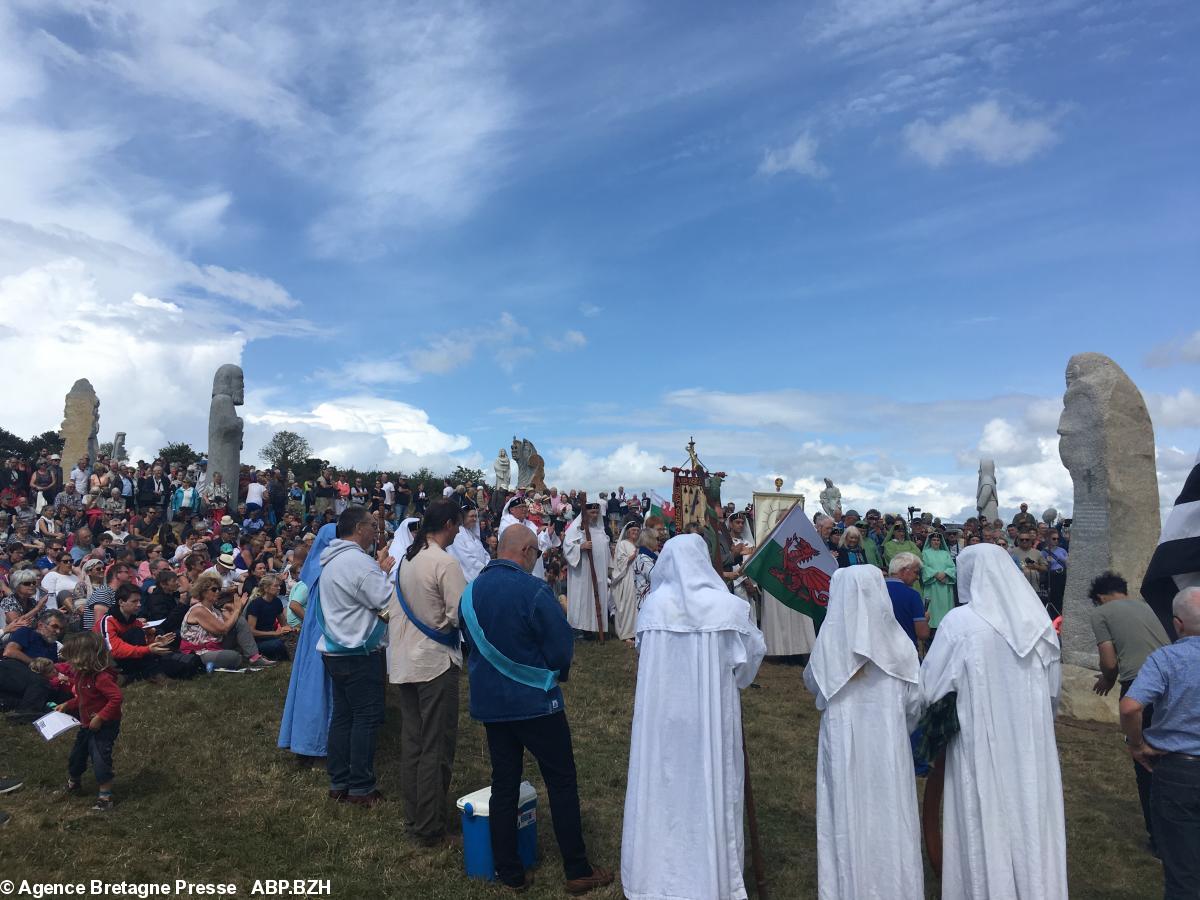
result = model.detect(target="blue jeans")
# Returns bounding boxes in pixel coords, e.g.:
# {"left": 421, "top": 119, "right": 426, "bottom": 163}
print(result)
{"left": 1152, "top": 755, "right": 1200, "bottom": 899}
{"left": 69, "top": 720, "right": 120, "bottom": 786}
{"left": 323, "top": 652, "right": 385, "bottom": 796}
{"left": 255, "top": 637, "right": 289, "bottom": 661}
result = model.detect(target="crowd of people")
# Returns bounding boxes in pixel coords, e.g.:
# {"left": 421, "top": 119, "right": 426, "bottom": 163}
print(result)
{"left": 2, "top": 444, "right": 1197, "bottom": 898}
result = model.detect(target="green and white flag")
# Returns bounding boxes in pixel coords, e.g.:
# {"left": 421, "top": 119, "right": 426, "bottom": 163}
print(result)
{"left": 743, "top": 501, "right": 838, "bottom": 626}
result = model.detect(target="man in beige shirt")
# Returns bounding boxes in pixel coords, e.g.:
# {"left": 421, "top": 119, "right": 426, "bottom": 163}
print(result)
{"left": 389, "top": 499, "right": 466, "bottom": 846}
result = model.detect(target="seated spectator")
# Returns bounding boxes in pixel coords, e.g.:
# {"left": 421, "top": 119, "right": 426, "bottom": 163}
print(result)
{"left": 100, "top": 583, "right": 199, "bottom": 681}
{"left": 0, "top": 610, "right": 71, "bottom": 720}
{"left": 203, "top": 552, "right": 242, "bottom": 591}
{"left": 2, "top": 569, "right": 47, "bottom": 637}
{"left": 140, "top": 569, "right": 189, "bottom": 646}
{"left": 179, "top": 574, "right": 276, "bottom": 669}
{"left": 284, "top": 544, "right": 310, "bottom": 628}
{"left": 245, "top": 575, "right": 292, "bottom": 661}
{"left": 82, "top": 562, "right": 133, "bottom": 632}
{"left": 40, "top": 554, "right": 80, "bottom": 616}
{"left": 836, "top": 526, "right": 869, "bottom": 568}
{"left": 240, "top": 559, "right": 269, "bottom": 598}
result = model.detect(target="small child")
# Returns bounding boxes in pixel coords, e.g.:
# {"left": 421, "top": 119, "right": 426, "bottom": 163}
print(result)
{"left": 29, "top": 657, "right": 73, "bottom": 693}
{"left": 56, "top": 632, "right": 123, "bottom": 812}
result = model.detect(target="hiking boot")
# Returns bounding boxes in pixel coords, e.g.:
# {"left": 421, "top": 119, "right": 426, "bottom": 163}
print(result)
{"left": 564, "top": 866, "right": 614, "bottom": 896}
{"left": 346, "top": 790, "right": 385, "bottom": 808}
{"left": 91, "top": 795, "right": 114, "bottom": 813}
{"left": 57, "top": 779, "right": 82, "bottom": 799}
{"left": 0, "top": 777, "right": 23, "bottom": 795}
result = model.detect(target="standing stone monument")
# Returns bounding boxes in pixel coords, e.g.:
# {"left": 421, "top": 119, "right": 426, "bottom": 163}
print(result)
{"left": 207, "top": 364, "right": 244, "bottom": 489}
{"left": 111, "top": 432, "right": 126, "bottom": 462}
{"left": 818, "top": 478, "right": 842, "bottom": 519}
{"left": 510, "top": 437, "right": 546, "bottom": 493}
{"left": 493, "top": 449, "right": 511, "bottom": 491}
{"left": 1056, "top": 352, "right": 1160, "bottom": 721}
{"left": 60, "top": 378, "right": 100, "bottom": 468}
{"left": 976, "top": 459, "right": 999, "bottom": 522}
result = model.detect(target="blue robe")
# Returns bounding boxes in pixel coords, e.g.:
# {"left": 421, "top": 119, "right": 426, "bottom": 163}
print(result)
{"left": 277, "top": 524, "right": 336, "bottom": 757}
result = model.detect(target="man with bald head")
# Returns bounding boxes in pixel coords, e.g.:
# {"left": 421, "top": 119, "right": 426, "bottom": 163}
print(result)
{"left": 1121, "top": 586, "right": 1200, "bottom": 896}
{"left": 460, "top": 524, "right": 612, "bottom": 894}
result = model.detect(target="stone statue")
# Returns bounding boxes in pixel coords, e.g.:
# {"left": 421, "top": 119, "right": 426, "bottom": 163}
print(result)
{"left": 510, "top": 437, "right": 547, "bottom": 493}
{"left": 112, "top": 432, "right": 126, "bottom": 462}
{"left": 60, "top": 378, "right": 100, "bottom": 468}
{"left": 818, "top": 477, "right": 842, "bottom": 519}
{"left": 493, "top": 449, "right": 511, "bottom": 491}
{"left": 1056, "top": 352, "right": 1160, "bottom": 721}
{"left": 207, "top": 364, "right": 244, "bottom": 489}
{"left": 1042, "top": 507, "right": 1058, "bottom": 526}
{"left": 976, "top": 459, "right": 999, "bottom": 522}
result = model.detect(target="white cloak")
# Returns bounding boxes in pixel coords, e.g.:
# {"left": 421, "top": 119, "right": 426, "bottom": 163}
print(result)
{"left": 562, "top": 517, "right": 610, "bottom": 632}
{"left": 803, "top": 565, "right": 924, "bottom": 900}
{"left": 610, "top": 538, "right": 639, "bottom": 640}
{"left": 920, "top": 547, "right": 1066, "bottom": 900}
{"left": 499, "top": 511, "right": 545, "bottom": 578}
{"left": 447, "top": 524, "right": 489, "bottom": 583}
{"left": 760, "top": 590, "right": 816, "bottom": 655}
{"left": 622, "top": 536, "right": 766, "bottom": 900}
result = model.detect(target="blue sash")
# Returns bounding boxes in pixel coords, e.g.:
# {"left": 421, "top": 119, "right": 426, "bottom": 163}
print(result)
{"left": 459, "top": 582, "right": 558, "bottom": 692}
{"left": 311, "top": 575, "right": 387, "bottom": 656}
{"left": 394, "top": 562, "right": 460, "bottom": 648}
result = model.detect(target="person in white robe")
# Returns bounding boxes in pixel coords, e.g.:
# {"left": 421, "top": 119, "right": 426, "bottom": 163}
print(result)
{"left": 447, "top": 507, "right": 490, "bottom": 583}
{"left": 388, "top": 517, "right": 420, "bottom": 579}
{"left": 725, "top": 512, "right": 758, "bottom": 621}
{"left": 622, "top": 534, "right": 766, "bottom": 900}
{"left": 499, "top": 495, "right": 546, "bottom": 578}
{"left": 920, "top": 543, "right": 1066, "bottom": 900}
{"left": 609, "top": 519, "right": 641, "bottom": 643}
{"left": 803, "top": 565, "right": 924, "bottom": 900}
{"left": 562, "top": 502, "right": 611, "bottom": 634}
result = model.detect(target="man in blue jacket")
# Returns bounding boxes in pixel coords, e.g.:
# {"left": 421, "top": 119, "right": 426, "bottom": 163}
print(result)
{"left": 462, "top": 526, "right": 612, "bottom": 895}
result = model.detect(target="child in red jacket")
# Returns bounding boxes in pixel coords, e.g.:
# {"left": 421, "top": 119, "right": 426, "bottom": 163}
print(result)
{"left": 56, "top": 632, "right": 123, "bottom": 812}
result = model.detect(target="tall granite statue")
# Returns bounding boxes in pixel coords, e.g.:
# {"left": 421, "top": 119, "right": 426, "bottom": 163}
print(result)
{"left": 1042, "top": 507, "right": 1059, "bottom": 526}
{"left": 510, "top": 437, "right": 547, "bottom": 493}
{"left": 976, "top": 459, "right": 999, "bottom": 522}
{"left": 111, "top": 432, "right": 126, "bottom": 462}
{"left": 208, "top": 364, "right": 245, "bottom": 489}
{"left": 60, "top": 378, "right": 100, "bottom": 467}
{"left": 1056, "top": 353, "right": 1160, "bottom": 722}
{"left": 493, "top": 449, "right": 511, "bottom": 491}
{"left": 818, "top": 477, "right": 842, "bottom": 519}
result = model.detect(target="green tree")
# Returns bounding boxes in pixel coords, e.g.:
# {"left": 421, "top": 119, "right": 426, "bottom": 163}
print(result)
{"left": 293, "top": 457, "right": 330, "bottom": 484}
{"left": 158, "top": 441, "right": 200, "bottom": 468}
{"left": 259, "top": 430, "right": 313, "bottom": 478}
{"left": 0, "top": 427, "right": 29, "bottom": 458}
{"left": 27, "top": 431, "right": 64, "bottom": 458}
{"left": 449, "top": 465, "right": 485, "bottom": 487}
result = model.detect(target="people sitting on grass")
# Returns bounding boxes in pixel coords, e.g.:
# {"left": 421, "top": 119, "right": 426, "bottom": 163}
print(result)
{"left": 97, "top": 583, "right": 194, "bottom": 682}
{"left": 1, "top": 609, "right": 72, "bottom": 721}
{"left": 245, "top": 575, "right": 292, "bottom": 661}
{"left": 179, "top": 573, "right": 276, "bottom": 670}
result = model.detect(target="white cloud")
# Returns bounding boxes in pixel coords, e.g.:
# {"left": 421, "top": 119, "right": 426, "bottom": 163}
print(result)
{"left": 408, "top": 311, "right": 529, "bottom": 376}
{"left": 548, "top": 443, "right": 668, "bottom": 495}
{"left": 164, "top": 192, "right": 232, "bottom": 244}
{"left": 1145, "top": 330, "right": 1200, "bottom": 368}
{"left": 1147, "top": 389, "right": 1200, "bottom": 430}
{"left": 579, "top": 303, "right": 602, "bottom": 318}
{"left": 903, "top": 100, "right": 1058, "bottom": 167}
{"left": 316, "top": 357, "right": 420, "bottom": 386}
{"left": 564, "top": 330, "right": 587, "bottom": 348}
{"left": 758, "top": 133, "right": 828, "bottom": 179}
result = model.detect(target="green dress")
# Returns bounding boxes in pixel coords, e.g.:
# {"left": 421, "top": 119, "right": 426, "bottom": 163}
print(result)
{"left": 921, "top": 547, "right": 957, "bottom": 628}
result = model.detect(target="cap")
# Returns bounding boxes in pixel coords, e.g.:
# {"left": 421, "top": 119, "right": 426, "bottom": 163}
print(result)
{"left": 50, "top": 454, "right": 61, "bottom": 460}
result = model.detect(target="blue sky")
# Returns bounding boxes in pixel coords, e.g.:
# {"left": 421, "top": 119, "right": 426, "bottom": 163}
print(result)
{"left": 0, "top": 0, "right": 1196, "bottom": 519}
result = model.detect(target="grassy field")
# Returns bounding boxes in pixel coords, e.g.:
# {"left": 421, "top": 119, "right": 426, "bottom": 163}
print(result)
{"left": 0, "top": 641, "right": 1164, "bottom": 899}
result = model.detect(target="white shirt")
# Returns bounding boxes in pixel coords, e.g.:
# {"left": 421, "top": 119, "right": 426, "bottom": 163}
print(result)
{"left": 40, "top": 571, "right": 79, "bottom": 607}
{"left": 442, "top": 485, "right": 454, "bottom": 498}
{"left": 246, "top": 482, "right": 267, "bottom": 506}
{"left": 382, "top": 481, "right": 395, "bottom": 504}
{"left": 70, "top": 467, "right": 89, "bottom": 494}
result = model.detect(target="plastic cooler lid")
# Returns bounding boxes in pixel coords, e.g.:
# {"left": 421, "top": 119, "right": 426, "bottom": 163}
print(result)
{"left": 456, "top": 781, "right": 537, "bottom": 816}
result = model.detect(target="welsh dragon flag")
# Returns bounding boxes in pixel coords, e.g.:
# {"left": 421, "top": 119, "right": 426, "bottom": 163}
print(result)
{"left": 648, "top": 490, "right": 671, "bottom": 523}
{"left": 743, "top": 501, "right": 838, "bottom": 626}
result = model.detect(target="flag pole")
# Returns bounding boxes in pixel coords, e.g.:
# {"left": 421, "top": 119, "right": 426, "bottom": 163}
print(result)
{"left": 743, "top": 731, "right": 768, "bottom": 898}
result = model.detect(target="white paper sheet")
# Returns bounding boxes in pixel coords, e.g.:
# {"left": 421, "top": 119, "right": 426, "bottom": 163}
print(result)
{"left": 34, "top": 711, "right": 80, "bottom": 741}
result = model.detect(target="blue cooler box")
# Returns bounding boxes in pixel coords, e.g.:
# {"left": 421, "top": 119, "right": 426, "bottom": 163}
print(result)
{"left": 457, "top": 781, "right": 539, "bottom": 880}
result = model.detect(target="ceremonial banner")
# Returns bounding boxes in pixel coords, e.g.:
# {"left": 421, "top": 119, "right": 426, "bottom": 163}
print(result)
{"left": 671, "top": 473, "right": 707, "bottom": 535}
{"left": 1141, "top": 445, "right": 1200, "bottom": 639}
{"left": 648, "top": 490, "right": 671, "bottom": 525}
{"left": 744, "top": 498, "right": 837, "bottom": 626}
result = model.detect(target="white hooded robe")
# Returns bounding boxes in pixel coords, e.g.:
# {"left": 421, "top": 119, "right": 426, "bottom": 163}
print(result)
{"left": 920, "top": 543, "right": 1067, "bottom": 900}
{"left": 802, "top": 566, "right": 924, "bottom": 900}
{"left": 562, "top": 511, "right": 610, "bottom": 633}
{"left": 610, "top": 522, "right": 640, "bottom": 640}
{"left": 622, "top": 535, "right": 766, "bottom": 900}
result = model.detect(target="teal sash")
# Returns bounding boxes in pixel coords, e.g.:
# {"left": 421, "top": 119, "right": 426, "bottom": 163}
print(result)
{"left": 311, "top": 575, "right": 387, "bottom": 656}
{"left": 459, "top": 582, "right": 559, "bottom": 692}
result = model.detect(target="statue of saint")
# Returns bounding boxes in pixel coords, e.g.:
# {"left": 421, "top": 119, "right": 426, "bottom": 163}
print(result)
{"left": 976, "top": 459, "right": 999, "bottom": 522}
{"left": 493, "top": 449, "right": 511, "bottom": 491}
{"left": 819, "top": 477, "right": 842, "bottom": 519}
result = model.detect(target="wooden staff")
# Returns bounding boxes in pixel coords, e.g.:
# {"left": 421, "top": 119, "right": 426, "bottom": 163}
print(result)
{"left": 577, "top": 491, "right": 605, "bottom": 643}
{"left": 742, "top": 732, "right": 768, "bottom": 898}
{"left": 922, "top": 750, "right": 947, "bottom": 879}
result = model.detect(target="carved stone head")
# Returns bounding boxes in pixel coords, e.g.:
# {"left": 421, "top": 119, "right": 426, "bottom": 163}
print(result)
{"left": 213, "top": 364, "right": 245, "bottom": 405}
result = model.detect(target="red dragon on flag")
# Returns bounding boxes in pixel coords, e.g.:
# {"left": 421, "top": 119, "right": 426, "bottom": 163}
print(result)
{"left": 769, "top": 534, "right": 832, "bottom": 608}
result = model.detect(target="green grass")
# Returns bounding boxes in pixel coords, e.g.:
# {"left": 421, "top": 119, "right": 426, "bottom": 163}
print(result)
{"left": 0, "top": 643, "right": 1164, "bottom": 898}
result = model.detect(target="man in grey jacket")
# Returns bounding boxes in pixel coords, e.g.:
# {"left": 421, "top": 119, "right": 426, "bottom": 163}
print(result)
{"left": 319, "top": 505, "right": 395, "bottom": 807}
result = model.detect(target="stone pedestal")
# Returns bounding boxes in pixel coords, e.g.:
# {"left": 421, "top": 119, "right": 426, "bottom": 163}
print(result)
{"left": 1056, "top": 662, "right": 1119, "bottom": 723}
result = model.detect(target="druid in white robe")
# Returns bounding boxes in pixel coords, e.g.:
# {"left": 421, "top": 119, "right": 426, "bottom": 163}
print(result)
{"left": 562, "top": 509, "right": 610, "bottom": 633}
{"left": 920, "top": 543, "right": 1067, "bottom": 900}
{"left": 622, "top": 535, "right": 766, "bottom": 900}
{"left": 803, "top": 566, "right": 924, "bottom": 900}
{"left": 447, "top": 521, "right": 490, "bottom": 583}
{"left": 499, "top": 496, "right": 545, "bottom": 578}
{"left": 760, "top": 590, "right": 816, "bottom": 656}
{"left": 610, "top": 521, "right": 640, "bottom": 641}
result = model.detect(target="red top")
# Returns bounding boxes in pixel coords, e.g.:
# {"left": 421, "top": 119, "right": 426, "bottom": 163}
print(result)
{"left": 99, "top": 613, "right": 152, "bottom": 660}
{"left": 60, "top": 668, "right": 123, "bottom": 722}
